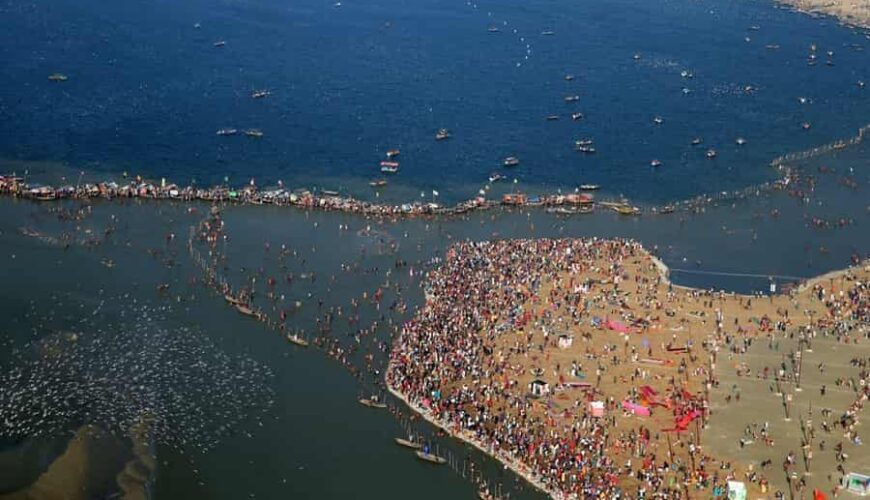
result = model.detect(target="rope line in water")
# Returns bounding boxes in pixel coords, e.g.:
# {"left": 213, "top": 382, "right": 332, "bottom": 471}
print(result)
{"left": 668, "top": 268, "right": 808, "bottom": 281}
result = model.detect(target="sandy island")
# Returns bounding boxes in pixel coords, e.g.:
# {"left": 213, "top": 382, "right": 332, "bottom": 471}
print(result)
{"left": 387, "top": 238, "right": 869, "bottom": 498}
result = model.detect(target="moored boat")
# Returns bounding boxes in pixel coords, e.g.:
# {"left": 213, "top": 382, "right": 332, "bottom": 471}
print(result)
{"left": 579, "top": 184, "right": 600, "bottom": 191}
{"left": 359, "top": 396, "right": 387, "bottom": 409}
{"left": 216, "top": 128, "right": 238, "bottom": 136}
{"left": 415, "top": 451, "right": 447, "bottom": 464}
{"left": 386, "top": 149, "right": 400, "bottom": 158}
{"left": 235, "top": 303, "right": 257, "bottom": 316}
{"left": 286, "top": 332, "right": 309, "bottom": 347}
{"left": 394, "top": 437, "right": 422, "bottom": 450}
{"left": 614, "top": 204, "right": 640, "bottom": 215}
{"left": 435, "top": 128, "right": 451, "bottom": 140}
{"left": 369, "top": 179, "right": 388, "bottom": 188}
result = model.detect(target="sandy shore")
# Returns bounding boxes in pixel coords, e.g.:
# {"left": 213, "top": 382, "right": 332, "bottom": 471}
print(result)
{"left": 387, "top": 238, "right": 869, "bottom": 498}
{"left": 777, "top": 0, "right": 870, "bottom": 28}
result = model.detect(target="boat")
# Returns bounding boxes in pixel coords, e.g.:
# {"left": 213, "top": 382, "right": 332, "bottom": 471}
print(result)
{"left": 564, "top": 74, "right": 575, "bottom": 81}
{"left": 286, "top": 332, "right": 309, "bottom": 347}
{"left": 546, "top": 115, "right": 560, "bottom": 121}
{"left": 650, "top": 159, "right": 662, "bottom": 167}
{"left": 564, "top": 95, "right": 580, "bottom": 103}
{"left": 706, "top": 149, "right": 717, "bottom": 159}
{"left": 435, "top": 128, "right": 451, "bottom": 141}
{"left": 614, "top": 205, "right": 640, "bottom": 215}
{"left": 216, "top": 128, "right": 238, "bottom": 136}
{"left": 386, "top": 149, "right": 400, "bottom": 158}
{"left": 488, "top": 173, "right": 505, "bottom": 183}
{"left": 33, "top": 191, "right": 57, "bottom": 201}
{"left": 571, "top": 112, "right": 584, "bottom": 121}
{"left": 801, "top": 122, "right": 811, "bottom": 130}
{"left": 47, "top": 73, "right": 68, "bottom": 82}
{"left": 547, "top": 206, "right": 593, "bottom": 215}
{"left": 369, "top": 179, "right": 388, "bottom": 188}
{"left": 359, "top": 396, "right": 387, "bottom": 409}
{"left": 579, "top": 184, "right": 600, "bottom": 191}
{"left": 251, "top": 90, "right": 270, "bottom": 99}
{"left": 235, "top": 303, "right": 257, "bottom": 316}
{"left": 633, "top": 53, "right": 641, "bottom": 60}
{"left": 244, "top": 129, "right": 264, "bottom": 138}
{"left": 541, "top": 30, "right": 554, "bottom": 36}
{"left": 415, "top": 451, "right": 447, "bottom": 464}
{"left": 575, "top": 146, "right": 596, "bottom": 154}
{"left": 503, "top": 157, "right": 520, "bottom": 167}
{"left": 657, "top": 205, "right": 675, "bottom": 214}
{"left": 735, "top": 137, "right": 747, "bottom": 146}
{"left": 213, "top": 40, "right": 226, "bottom": 47}
{"left": 652, "top": 116, "right": 664, "bottom": 125}
{"left": 575, "top": 139, "right": 594, "bottom": 147}
{"left": 487, "top": 26, "right": 500, "bottom": 33}
{"left": 321, "top": 190, "right": 339, "bottom": 196}
{"left": 394, "top": 437, "right": 422, "bottom": 450}
{"left": 224, "top": 293, "right": 244, "bottom": 306}
{"left": 380, "top": 161, "right": 400, "bottom": 174}
{"left": 691, "top": 137, "right": 702, "bottom": 146}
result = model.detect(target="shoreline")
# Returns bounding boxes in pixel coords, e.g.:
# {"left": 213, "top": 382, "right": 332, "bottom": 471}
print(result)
{"left": 385, "top": 383, "right": 561, "bottom": 499}
{"left": 775, "top": 0, "right": 870, "bottom": 30}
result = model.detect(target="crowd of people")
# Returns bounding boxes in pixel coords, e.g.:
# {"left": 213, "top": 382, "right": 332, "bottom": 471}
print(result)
{"left": 387, "top": 238, "right": 869, "bottom": 499}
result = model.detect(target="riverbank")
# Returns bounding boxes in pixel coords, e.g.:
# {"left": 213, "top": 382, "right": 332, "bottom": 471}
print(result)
{"left": 777, "top": 0, "right": 870, "bottom": 29}
{"left": 387, "top": 238, "right": 869, "bottom": 498}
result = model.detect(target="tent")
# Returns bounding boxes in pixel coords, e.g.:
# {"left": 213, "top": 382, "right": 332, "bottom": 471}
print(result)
{"left": 843, "top": 472, "right": 870, "bottom": 496}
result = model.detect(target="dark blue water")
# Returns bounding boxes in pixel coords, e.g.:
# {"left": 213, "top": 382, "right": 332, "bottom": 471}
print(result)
{"left": 0, "top": 0, "right": 868, "bottom": 202}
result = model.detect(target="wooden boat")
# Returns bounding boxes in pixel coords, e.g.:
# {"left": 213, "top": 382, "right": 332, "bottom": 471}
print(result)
{"left": 235, "top": 303, "right": 257, "bottom": 316}
{"left": 394, "top": 437, "right": 422, "bottom": 450}
{"left": 287, "top": 333, "right": 309, "bottom": 347}
{"left": 224, "top": 293, "right": 244, "bottom": 306}
{"left": 358, "top": 397, "right": 387, "bottom": 409}
{"left": 415, "top": 451, "right": 447, "bottom": 464}
{"left": 614, "top": 205, "right": 640, "bottom": 216}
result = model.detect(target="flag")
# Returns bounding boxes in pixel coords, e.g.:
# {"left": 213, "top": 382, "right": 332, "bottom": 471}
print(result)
{"left": 432, "top": 190, "right": 439, "bottom": 197}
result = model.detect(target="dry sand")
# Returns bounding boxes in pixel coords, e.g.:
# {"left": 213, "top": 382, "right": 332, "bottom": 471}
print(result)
{"left": 778, "top": 0, "right": 870, "bottom": 28}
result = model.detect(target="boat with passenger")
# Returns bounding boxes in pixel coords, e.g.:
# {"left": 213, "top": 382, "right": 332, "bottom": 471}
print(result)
{"left": 571, "top": 112, "right": 584, "bottom": 121}
{"left": 286, "top": 332, "right": 309, "bottom": 347}
{"left": 503, "top": 157, "right": 520, "bottom": 167}
{"left": 415, "top": 450, "right": 447, "bottom": 464}
{"left": 435, "top": 128, "right": 451, "bottom": 140}
{"left": 488, "top": 173, "right": 505, "bottom": 183}
{"left": 706, "top": 149, "right": 717, "bottom": 159}
{"left": 251, "top": 90, "right": 270, "bottom": 99}
{"left": 394, "top": 436, "right": 422, "bottom": 450}
{"left": 380, "top": 161, "right": 400, "bottom": 174}
{"left": 359, "top": 395, "right": 387, "bottom": 409}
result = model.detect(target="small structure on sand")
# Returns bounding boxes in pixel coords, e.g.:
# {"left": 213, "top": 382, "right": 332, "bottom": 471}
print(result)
{"left": 529, "top": 379, "right": 550, "bottom": 398}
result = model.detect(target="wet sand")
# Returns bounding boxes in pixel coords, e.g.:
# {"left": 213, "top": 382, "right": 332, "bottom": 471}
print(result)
{"left": 0, "top": 426, "right": 129, "bottom": 500}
